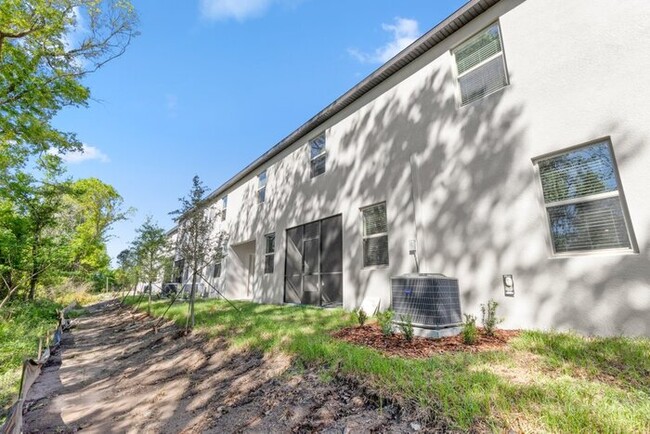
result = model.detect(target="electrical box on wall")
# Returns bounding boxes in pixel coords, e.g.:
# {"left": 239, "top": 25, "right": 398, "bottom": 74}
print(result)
{"left": 408, "top": 239, "right": 417, "bottom": 255}
{"left": 503, "top": 274, "right": 515, "bottom": 297}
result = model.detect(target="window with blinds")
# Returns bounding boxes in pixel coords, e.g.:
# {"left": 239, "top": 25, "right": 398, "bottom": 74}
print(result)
{"left": 534, "top": 139, "right": 635, "bottom": 255}
{"left": 362, "top": 202, "right": 389, "bottom": 267}
{"left": 264, "top": 233, "right": 275, "bottom": 274}
{"left": 257, "top": 170, "right": 267, "bottom": 204}
{"left": 453, "top": 22, "right": 508, "bottom": 106}
{"left": 310, "top": 134, "right": 327, "bottom": 178}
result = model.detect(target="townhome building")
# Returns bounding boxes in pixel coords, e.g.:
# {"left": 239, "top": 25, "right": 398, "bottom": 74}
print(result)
{"left": 169, "top": 0, "right": 650, "bottom": 336}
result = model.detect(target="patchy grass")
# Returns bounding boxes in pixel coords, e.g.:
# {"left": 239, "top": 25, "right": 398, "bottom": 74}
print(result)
{"left": 0, "top": 299, "right": 62, "bottom": 413}
{"left": 128, "top": 298, "right": 650, "bottom": 433}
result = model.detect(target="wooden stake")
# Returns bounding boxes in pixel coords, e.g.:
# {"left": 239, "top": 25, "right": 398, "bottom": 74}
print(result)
{"left": 37, "top": 337, "right": 43, "bottom": 360}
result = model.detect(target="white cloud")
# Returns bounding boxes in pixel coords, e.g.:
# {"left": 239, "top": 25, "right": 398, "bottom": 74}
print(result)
{"left": 62, "top": 7, "right": 91, "bottom": 68}
{"left": 200, "top": 0, "right": 273, "bottom": 21}
{"left": 49, "top": 144, "right": 110, "bottom": 164}
{"left": 348, "top": 17, "right": 421, "bottom": 64}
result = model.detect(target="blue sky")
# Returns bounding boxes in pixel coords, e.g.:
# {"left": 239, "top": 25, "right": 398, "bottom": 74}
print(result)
{"left": 53, "top": 0, "right": 467, "bottom": 262}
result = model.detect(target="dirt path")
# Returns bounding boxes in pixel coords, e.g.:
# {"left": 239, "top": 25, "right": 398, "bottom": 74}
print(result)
{"left": 22, "top": 300, "right": 420, "bottom": 433}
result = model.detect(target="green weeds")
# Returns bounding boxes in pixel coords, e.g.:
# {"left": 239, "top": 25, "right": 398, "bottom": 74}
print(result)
{"left": 128, "top": 297, "right": 650, "bottom": 433}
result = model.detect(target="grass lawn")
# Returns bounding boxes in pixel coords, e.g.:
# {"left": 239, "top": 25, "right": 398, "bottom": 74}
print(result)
{"left": 133, "top": 297, "right": 650, "bottom": 432}
{"left": 0, "top": 299, "right": 63, "bottom": 413}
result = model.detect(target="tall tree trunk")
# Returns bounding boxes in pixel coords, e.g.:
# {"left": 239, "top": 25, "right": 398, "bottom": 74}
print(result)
{"left": 28, "top": 233, "right": 39, "bottom": 301}
{"left": 186, "top": 269, "right": 197, "bottom": 331}
{"left": 147, "top": 280, "right": 152, "bottom": 315}
{"left": 28, "top": 257, "right": 38, "bottom": 301}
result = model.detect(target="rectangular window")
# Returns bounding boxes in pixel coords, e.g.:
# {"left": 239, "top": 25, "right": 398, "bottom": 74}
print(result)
{"left": 453, "top": 22, "right": 508, "bottom": 106}
{"left": 361, "top": 202, "right": 389, "bottom": 267}
{"left": 310, "top": 133, "right": 327, "bottom": 178}
{"left": 213, "top": 260, "right": 222, "bottom": 278}
{"left": 264, "top": 233, "right": 275, "bottom": 274}
{"left": 257, "top": 170, "right": 267, "bottom": 204}
{"left": 534, "top": 139, "right": 636, "bottom": 255}
{"left": 221, "top": 196, "right": 227, "bottom": 221}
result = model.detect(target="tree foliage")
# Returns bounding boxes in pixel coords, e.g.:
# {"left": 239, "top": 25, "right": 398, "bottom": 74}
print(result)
{"left": 170, "top": 176, "right": 225, "bottom": 330}
{"left": 0, "top": 0, "right": 138, "bottom": 169}
{"left": 132, "top": 216, "right": 168, "bottom": 314}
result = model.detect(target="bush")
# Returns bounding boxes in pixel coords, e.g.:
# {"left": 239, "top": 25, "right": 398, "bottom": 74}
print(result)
{"left": 353, "top": 307, "right": 368, "bottom": 326}
{"left": 398, "top": 314, "right": 414, "bottom": 342}
{"left": 480, "top": 299, "right": 504, "bottom": 336}
{"left": 462, "top": 314, "right": 478, "bottom": 345}
{"left": 377, "top": 309, "right": 394, "bottom": 337}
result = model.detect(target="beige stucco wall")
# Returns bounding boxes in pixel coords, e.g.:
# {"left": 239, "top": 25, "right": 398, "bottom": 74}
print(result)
{"left": 199, "top": 0, "right": 650, "bottom": 336}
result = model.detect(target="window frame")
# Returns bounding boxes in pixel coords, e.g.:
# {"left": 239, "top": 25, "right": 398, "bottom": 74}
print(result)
{"left": 309, "top": 133, "right": 327, "bottom": 178}
{"left": 213, "top": 260, "right": 222, "bottom": 278}
{"left": 451, "top": 21, "right": 510, "bottom": 107}
{"left": 264, "top": 232, "right": 275, "bottom": 274}
{"left": 257, "top": 170, "right": 267, "bottom": 204}
{"left": 360, "top": 201, "right": 389, "bottom": 268}
{"left": 221, "top": 195, "right": 227, "bottom": 221}
{"left": 532, "top": 137, "right": 638, "bottom": 258}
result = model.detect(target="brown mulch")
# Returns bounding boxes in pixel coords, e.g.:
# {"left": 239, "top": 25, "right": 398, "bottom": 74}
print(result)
{"left": 332, "top": 324, "right": 520, "bottom": 358}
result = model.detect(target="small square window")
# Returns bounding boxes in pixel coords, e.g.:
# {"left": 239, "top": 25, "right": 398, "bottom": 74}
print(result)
{"left": 264, "top": 233, "right": 275, "bottom": 274}
{"left": 453, "top": 22, "right": 508, "bottom": 106}
{"left": 534, "top": 139, "right": 636, "bottom": 255}
{"left": 361, "top": 202, "right": 389, "bottom": 267}
{"left": 309, "top": 134, "right": 327, "bottom": 178}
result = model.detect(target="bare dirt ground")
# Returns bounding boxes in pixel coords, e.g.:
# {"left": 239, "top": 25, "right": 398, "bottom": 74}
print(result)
{"left": 22, "top": 300, "right": 424, "bottom": 433}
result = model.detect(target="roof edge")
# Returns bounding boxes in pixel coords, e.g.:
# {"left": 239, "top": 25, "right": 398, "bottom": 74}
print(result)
{"left": 201, "top": 0, "right": 499, "bottom": 204}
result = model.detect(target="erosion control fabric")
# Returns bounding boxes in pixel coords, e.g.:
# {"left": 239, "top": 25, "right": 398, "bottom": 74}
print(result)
{"left": 0, "top": 305, "right": 72, "bottom": 434}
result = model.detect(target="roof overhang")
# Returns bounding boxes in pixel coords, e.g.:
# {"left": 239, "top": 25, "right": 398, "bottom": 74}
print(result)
{"left": 174, "top": 0, "right": 501, "bottom": 227}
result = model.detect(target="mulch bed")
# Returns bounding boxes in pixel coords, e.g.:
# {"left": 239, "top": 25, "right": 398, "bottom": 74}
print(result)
{"left": 332, "top": 324, "right": 520, "bottom": 358}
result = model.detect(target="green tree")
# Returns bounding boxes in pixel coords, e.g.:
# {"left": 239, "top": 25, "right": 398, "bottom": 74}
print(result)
{"left": 67, "top": 177, "right": 131, "bottom": 276}
{"left": 7, "top": 155, "right": 70, "bottom": 300}
{"left": 132, "top": 216, "right": 168, "bottom": 314}
{"left": 171, "top": 176, "right": 222, "bottom": 330}
{"left": 0, "top": 0, "right": 138, "bottom": 170}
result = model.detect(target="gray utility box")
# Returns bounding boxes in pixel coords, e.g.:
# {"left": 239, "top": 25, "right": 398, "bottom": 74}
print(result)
{"left": 390, "top": 274, "right": 462, "bottom": 339}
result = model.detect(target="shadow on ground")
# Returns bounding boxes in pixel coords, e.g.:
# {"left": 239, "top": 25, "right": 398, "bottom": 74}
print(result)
{"left": 22, "top": 301, "right": 421, "bottom": 434}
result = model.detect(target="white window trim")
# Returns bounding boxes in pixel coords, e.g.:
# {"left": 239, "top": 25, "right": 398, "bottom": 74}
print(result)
{"left": 532, "top": 137, "right": 639, "bottom": 258}
{"left": 309, "top": 133, "right": 327, "bottom": 178}
{"left": 451, "top": 21, "right": 510, "bottom": 108}
{"left": 264, "top": 233, "right": 275, "bottom": 274}
{"left": 221, "top": 196, "right": 227, "bottom": 221}
{"left": 360, "top": 202, "right": 389, "bottom": 269}
{"left": 257, "top": 170, "right": 267, "bottom": 204}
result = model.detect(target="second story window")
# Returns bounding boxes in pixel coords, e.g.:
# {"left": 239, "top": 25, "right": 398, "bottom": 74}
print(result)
{"left": 257, "top": 170, "right": 267, "bottom": 204}
{"left": 310, "top": 133, "right": 327, "bottom": 178}
{"left": 264, "top": 233, "right": 275, "bottom": 273}
{"left": 221, "top": 195, "right": 227, "bottom": 221}
{"left": 213, "top": 260, "right": 222, "bottom": 278}
{"left": 453, "top": 22, "right": 508, "bottom": 106}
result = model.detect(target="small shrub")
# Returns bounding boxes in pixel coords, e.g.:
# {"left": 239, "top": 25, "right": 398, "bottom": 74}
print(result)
{"left": 353, "top": 308, "right": 368, "bottom": 326}
{"left": 462, "top": 314, "right": 478, "bottom": 345}
{"left": 398, "top": 314, "right": 414, "bottom": 342}
{"left": 377, "top": 309, "right": 394, "bottom": 337}
{"left": 480, "top": 299, "right": 504, "bottom": 336}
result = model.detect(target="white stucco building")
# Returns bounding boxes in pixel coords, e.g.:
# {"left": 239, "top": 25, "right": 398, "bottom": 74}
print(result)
{"left": 170, "top": 0, "right": 650, "bottom": 336}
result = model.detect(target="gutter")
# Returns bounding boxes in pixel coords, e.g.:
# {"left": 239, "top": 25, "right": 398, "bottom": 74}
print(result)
{"left": 175, "top": 0, "right": 500, "bottom": 227}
